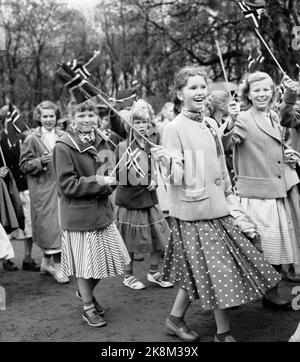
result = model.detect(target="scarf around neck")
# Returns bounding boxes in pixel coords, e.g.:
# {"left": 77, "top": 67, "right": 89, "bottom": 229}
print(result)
{"left": 180, "top": 108, "right": 223, "bottom": 156}
{"left": 69, "top": 123, "right": 96, "bottom": 145}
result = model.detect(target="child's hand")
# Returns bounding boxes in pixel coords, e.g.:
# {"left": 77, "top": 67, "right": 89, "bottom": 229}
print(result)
{"left": 151, "top": 146, "right": 170, "bottom": 168}
{"left": 243, "top": 228, "right": 263, "bottom": 253}
{"left": 228, "top": 101, "right": 240, "bottom": 119}
{"left": 147, "top": 179, "right": 157, "bottom": 191}
{"left": 227, "top": 101, "right": 240, "bottom": 131}
{"left": 41, "top": 152, "right": 52, "bottom": 165}
{"left": 0, "top": 166, "right": 8, "bottom": 178}
{"left": 96, "top": 175, "right": 118, "bottom": 186}
{"left": 282, "top": 75, "right": 297, "bottom": 92}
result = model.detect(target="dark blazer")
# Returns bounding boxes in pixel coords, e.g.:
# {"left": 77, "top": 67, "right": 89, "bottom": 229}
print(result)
{"left": 53, "top": 128, "right": 114, "bottom": 231}
{"left": 0, "top": 132, "right": 28, "bottom": 191}
{"left": 114, "top": 138, "right": 158, "bottom": 209}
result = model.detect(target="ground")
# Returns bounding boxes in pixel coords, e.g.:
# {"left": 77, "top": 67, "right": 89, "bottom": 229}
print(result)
{"left": 0, "top": 240, "right": 300, "bottom": 343}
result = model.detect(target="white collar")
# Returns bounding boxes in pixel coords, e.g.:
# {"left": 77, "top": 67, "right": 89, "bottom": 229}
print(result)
{"left": 41, "top": 126, "right": 55, "bottom": 134}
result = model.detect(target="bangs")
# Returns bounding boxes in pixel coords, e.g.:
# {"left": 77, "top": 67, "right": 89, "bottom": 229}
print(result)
{"left": 68, "top": 99, "right": 98, "bottom": 118}
{"left": 76, "top": 100, "right": 98, "bottom": 114}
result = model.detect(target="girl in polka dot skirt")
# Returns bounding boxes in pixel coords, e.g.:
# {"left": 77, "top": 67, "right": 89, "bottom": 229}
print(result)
{"left": 151, "top": 66, "right": 281, "bottom": 342}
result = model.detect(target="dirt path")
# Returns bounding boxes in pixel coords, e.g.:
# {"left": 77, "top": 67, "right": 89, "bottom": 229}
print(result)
{"left": 0, "top": 240, "right": 300, "bottom": 342}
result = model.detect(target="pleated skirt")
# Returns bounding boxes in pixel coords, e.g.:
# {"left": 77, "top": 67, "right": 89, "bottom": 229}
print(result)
{"left": 162, "top": 216, "right": 281, "bottom": 309}
{"left": 115, "top": 204, "right": 170, "bottom": 253}
{"left": 61, "top": 222, "right": 131, "bottom": 279}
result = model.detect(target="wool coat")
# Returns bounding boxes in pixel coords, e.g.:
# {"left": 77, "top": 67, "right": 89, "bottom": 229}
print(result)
{"left": 19, "top": 127, "right": 64, "bottom": 250}
{"left": 163, "top": 113, "right": 255, "bottom": 230}
{"left": 230, "top": 107, "right": 299, "bottom": 199}
{"left": 53, "top": 128, "right": 114, "bottom": 231}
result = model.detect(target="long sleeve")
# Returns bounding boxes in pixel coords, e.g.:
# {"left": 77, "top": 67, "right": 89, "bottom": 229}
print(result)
{"left": 19, "top": 135, "right": 44, "bottom": 176}
{"left": 162, "top": 122, "right": 184, "bottom": 185}
{"left": 110, "top": 111, "right": 128, "bottom": 139}
{"left": 221, "top": 113, "right": 249, "bottom": 149}
{"left": 53, "top": 143, "right": 110, "bottom": 198}
{"left": 280, "top": 89, "right": 300, "bottom": 129}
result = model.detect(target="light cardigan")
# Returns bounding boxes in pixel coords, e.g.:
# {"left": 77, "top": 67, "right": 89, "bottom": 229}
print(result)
{"left": 163, "top": 113, "right": 254, "bottom": 229}
{"left": 228, "top": 107, "right": 299, "bottom": 198}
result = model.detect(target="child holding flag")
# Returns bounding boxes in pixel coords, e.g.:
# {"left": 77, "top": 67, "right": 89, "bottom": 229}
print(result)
{"left": 114, "top": 99, "right": 172, "bottom": 290}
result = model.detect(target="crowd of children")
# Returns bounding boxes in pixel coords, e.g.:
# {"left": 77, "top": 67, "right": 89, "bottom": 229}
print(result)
{"left": 1, "top": 63, "right": 300, "bottom": 342}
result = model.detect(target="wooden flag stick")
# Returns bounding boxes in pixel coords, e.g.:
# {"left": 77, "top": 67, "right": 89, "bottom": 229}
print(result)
{"left": 254, "top": 28, "right": 286, "bottom": 76}
{"left": 214, "top": 34, "right": 233, "bottom": 100}
{"left": 0, "top": 145, "right": 7, "bottom": 167}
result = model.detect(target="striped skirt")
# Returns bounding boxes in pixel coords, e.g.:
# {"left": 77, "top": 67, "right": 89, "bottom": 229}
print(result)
{"left": 61, "top": 223, "right": 131, "bottom": 279}
{"left": 239, "top": 197, "right": 294, "bottom": 265}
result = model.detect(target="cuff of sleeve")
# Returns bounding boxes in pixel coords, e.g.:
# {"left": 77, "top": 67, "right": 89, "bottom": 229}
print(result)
{"left": 283, "top": 88, "right": 298, "bottom": 105}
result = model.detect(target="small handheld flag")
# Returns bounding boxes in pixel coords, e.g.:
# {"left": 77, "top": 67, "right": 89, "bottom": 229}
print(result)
{"left": 67, "top": 50, "right": 102, "bottom": 80}
{"left": 236, "top": 1, "right": 265, "bottom": 28}
{"left": 125, "top": 147, "right": 146, "bottom": 178}
{"left": 5, "top": 101, "right": 27, "bottom": 147}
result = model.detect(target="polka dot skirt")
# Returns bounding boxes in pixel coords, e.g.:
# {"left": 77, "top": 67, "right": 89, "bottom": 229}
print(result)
{"left": 162, "top": 216, "right": 281, "bottom": 310}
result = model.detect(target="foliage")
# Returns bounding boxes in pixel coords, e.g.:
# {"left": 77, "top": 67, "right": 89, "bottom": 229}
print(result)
{"left": 0, "top": 0, "right": 299, "bottom": 116}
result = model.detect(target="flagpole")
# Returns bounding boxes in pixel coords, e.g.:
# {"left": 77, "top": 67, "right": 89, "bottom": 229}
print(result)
{"left": 254, "top": 29, "right": 286, "bottom": 76}
{"left": 0, "top": 145, "right": 7, "bottom": 167}
{"left": 214, "top": 34, "right": 233, "bottom": 99}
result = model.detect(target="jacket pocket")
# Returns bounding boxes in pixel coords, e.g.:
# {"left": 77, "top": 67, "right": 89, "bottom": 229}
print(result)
{"left": 180, "top": 187, "right": 210, "bottom": 202}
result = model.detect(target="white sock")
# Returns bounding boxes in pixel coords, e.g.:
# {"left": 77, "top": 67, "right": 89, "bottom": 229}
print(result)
{"left": 54, "top": 263, "right": 62, "bottom": 275}
{"left": 41, "top": 257, "right": 51, "bottom": 269}
{"left": 290, "top": 322, "right": 300, "bottom": 341}
{"left": 84, "top": 303, "right": 95, "bottom": 311}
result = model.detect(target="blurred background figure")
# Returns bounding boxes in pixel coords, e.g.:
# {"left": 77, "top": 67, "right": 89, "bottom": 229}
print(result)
{"left": 157, "top": 102, "right": 174, "bottom": 140}
{"left": 20, "top": 101, "right": 69, "bottom": 284}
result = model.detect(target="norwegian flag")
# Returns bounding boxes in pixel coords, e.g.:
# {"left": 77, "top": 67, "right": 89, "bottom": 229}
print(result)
{"left": 6, "top": 101, "right": 27, "bottom": 147}
{"left": 125, "top": 146, "right": 145, "bottom": 178}
{"left": 67, "top": 50, "right": 101, "bottom": 80}
{"left": 236, "top": 1, "right": 265, "bottom": 28}
{"left": 57, "top": 61, "right": 100, "bottom": 104}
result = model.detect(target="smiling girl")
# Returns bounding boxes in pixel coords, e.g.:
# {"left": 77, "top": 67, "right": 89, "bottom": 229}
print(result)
{"left": 53, "top": 100, "right": 130, "bottom": 328}
{"left": 152, "top": 66, "right": 281, "bottom": 342}
{"left": 227, "top": 71, "right": 300, "bottom": 310}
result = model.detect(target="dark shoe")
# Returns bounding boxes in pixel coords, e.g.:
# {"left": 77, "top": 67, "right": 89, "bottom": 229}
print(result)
{"left": 165, "top": 317, "right": 199, "bottom": 342}
{"left": 214, "top": 330, "right": 236, "bottom": 342}
{"left": 82, "top": 307, "right": 106, "bottom": 327}
{"left": 262, "top": 296, "right": 293, "bottom": 311}
{"left": 76, "top": 291, "right": 105, "bottom": 316}
{"left": 133, "top": 253, "right": 144, "bottom": 262}
{"left": 22, "top": 259, "right": 40, "bottom": 272}
{"left": 282, "top": 270, "right": 300, "bottom": 283}
{"left": 3, "top": 260, "right": 18, "bottom": 272}
{"left": 229, "top": 306, "right": 239, "bottom": 310}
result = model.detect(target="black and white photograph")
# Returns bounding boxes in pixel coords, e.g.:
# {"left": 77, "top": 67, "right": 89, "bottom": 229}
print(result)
{"left": 0, "top": 0, "right": 300, "bottom": 346}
